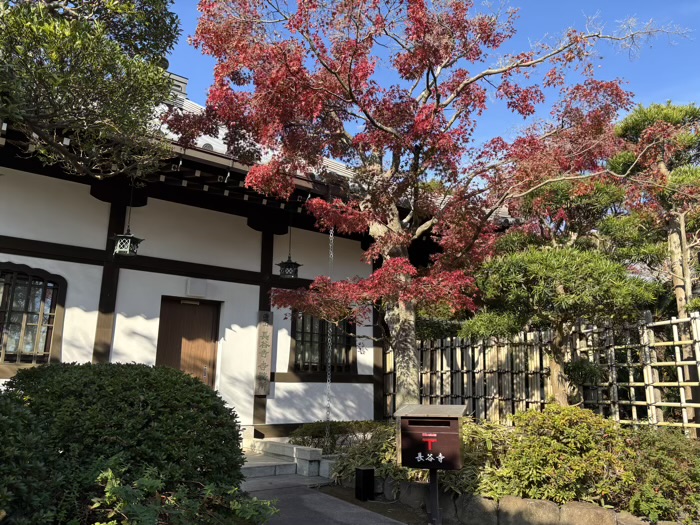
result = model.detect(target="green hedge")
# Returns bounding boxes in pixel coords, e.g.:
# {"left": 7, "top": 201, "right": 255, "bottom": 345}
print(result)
{"left": 0, "top": 396, "right": 55, "bottom": 525}
{"left": 1, "top": 363, "right": 277, "bottom": 524}
{"left": 331, "top": 405, "right": 700, "bottom": 523}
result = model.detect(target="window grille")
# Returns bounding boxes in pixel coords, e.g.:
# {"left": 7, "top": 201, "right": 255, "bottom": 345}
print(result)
{"left": 291, "top": 312, "right": 355, "bottom": 373}
{"left": 0, "top": 266, "right": 64, "bottom": 367}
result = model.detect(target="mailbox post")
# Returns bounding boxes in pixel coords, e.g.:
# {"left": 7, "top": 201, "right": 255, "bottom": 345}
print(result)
{"left": 395, "top": 405, "right": 468, "bottom": 525}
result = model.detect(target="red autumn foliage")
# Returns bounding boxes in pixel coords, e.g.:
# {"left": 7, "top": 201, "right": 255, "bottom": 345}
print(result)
{"left": 177, "top": 0, "right": 661, "bottom": 332}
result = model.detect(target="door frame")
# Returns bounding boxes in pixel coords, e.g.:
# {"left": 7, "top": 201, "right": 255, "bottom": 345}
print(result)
{"left": 156, "top": 295, "right": 222, "bottom": 388}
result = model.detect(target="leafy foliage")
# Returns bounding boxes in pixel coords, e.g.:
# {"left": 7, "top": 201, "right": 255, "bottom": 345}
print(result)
{"left": 0, "top": 0, "right": 178, "bottom": 178}
{"left": 289, "top": 420, "right": 389, "bottom": 455}
{"left": 0, "top": 396, "right": 55, "bottom": 525}
{"left": 463, "top": 248, "right": 658, "bottom": 332}
{"left": 332, "top": 408, "right": 700, "bottom": 522}
{"left": 481, "top": 406, "right": 634, "bottom": 506}
{"left": 331, "top": 423, "right": 407, "bottom": 487}
{"left": 624, "top": 428, "right": 700, "bottom": 524}
{"left": 2, "top": 363, "right": 274, "bottom": 525}
{"left": 175, "top": 0, "right": 667, "bottom": 403}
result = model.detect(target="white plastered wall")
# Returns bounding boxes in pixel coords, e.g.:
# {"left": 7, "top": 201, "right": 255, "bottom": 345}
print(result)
{"left": 270, "top": 228, "right": 377, "bottom": 422}
{"left": 265, "top": 383, "right": 374, "bottom": 424}
{"left": 129, "top": 198, "right": 262, "bottom": 272}
{"left": 0, "top": 253, "right": 102, "bottom": 364}
{"left": 0, "top": 168, "right": 110, "bottom": 249}
{"left": 111, "top": 269, "right": 259, "bottom": 425}
{"left": 273, "top": 227, "right": 370, "bottom": 281}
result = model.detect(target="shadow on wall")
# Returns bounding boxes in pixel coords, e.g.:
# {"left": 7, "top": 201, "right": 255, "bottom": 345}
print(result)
{"left": 264, "top": 380, "right": 371, "bottom": 424}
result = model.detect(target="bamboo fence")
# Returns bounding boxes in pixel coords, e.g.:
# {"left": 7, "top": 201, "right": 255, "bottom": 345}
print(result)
{"left": 383, "top": 312, "right": 700, "bottom": 437}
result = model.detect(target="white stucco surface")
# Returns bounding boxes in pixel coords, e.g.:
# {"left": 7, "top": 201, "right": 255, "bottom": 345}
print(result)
{"left": 0, "top": 253, "right": 102, "bottom": 363}
{"left": 129, "top": 198, "right": 262, "bottom": 272}
{"left": 355, "top": 321, "right": 376, "bottom": 375}
{"left": 265, "top": 382, "right": 374, "bottom": 423}
{"left": 272, "top": 305, "right": 292, "bottom": 373}
{"left": 112, "top": 269, "right": 260, "bottom": 425}
{"left": 0, "top": 168, "right": 110, "bottom": 249}
{"left": 273, "top": 227, "right": 370, "bottom": 281}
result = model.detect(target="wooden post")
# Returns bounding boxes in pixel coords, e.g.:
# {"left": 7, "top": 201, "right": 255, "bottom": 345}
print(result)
{"left": 671, "top": 318, "right": 691, "bottom": 436}
{"left": 513, "top": 332, "right": 527, "bottom": 415}
{"left": 606, "top": 323, "right": 620, "bottom": 422}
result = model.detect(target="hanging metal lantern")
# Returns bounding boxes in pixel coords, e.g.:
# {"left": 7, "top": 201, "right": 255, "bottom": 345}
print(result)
{"left": 112, "top": 229, "right": 144, "bottom": 256}
{"left": 277, "top": 255, "right": 302, "bottom": 279}
{"left": 112, "top": 179, "right": 144, "bottom": 256}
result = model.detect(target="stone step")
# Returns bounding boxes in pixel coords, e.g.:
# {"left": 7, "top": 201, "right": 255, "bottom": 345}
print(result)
{"left": 242, "top": 462, "right": 297, "bottom": 478}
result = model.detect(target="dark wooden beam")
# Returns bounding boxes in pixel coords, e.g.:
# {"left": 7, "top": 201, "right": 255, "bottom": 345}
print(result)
{"left": 0, "top": 235, "right": 105, "bottom": 266}
{"left": 119, "top": 255, "right": 263, "bottom": 285}
{"left": 270, "top": 372, "right": 374, "bottom": 383}
{"left": 253, "top": 230, "right": 276, "bottom": 432}
{"left": 252, "top": 423, "right": 304, "bottom": 438}
{"left": 92, "top": 203, "right": 126, "bottom": 364}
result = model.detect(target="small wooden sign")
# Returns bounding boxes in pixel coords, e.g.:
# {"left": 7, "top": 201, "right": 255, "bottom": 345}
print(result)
{"left": 254, "top": 311, "right": 274, "bottom": 395}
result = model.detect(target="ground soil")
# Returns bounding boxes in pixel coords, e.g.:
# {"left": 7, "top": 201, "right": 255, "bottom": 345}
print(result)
{"left": 319, "top": 484, "right": 429, "bottom": 525}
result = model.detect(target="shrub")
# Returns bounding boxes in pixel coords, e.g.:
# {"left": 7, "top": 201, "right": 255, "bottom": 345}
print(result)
{"left": 0, "top": 395, "right": 55, "bottom": 525}
{"left": 289, "top": 420, "right": 389, "bottom": 454}
{"left": 4, "top": 363, "right": 275, "bottom": 524}
{"left": 479, "top": 405, "right": 635, "bottom": 506}
{"left": 331, "top": 405, "right": 700, "bottom": 522}
{"left": 330, "top": 422, "right": 408, "bottom": 487}
{"left": 625, "top": 427, "right": 700, "bottom": 523}
{"left": 440, "top": 419, "right": 511, "bottom": 496}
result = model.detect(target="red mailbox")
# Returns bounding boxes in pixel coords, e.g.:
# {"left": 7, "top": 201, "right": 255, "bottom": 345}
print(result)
{"left": 395, "top": 405, "right": 467, "bottom": 471}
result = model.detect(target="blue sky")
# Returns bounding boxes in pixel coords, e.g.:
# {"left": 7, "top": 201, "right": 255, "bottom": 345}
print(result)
{"left": 167, "top": 0, "right": 700, "bottom": 144}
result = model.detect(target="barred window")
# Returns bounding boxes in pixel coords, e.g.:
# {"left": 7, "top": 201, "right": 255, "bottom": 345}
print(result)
{"left": 0, "top": 264, "right": 66, "bottom": 371}
{"left": 291, "top": 312, "right": 355, "bottom": 373}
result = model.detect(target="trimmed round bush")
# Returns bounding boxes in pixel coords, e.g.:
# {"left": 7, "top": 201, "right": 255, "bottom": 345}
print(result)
{"left": 3, "top": 363, "right": 254, "bottom": 524}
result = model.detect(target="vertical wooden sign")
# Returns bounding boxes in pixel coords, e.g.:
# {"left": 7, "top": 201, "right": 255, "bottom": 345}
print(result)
{"left": 254, "top": 311, "right": 274, "bottom": 395}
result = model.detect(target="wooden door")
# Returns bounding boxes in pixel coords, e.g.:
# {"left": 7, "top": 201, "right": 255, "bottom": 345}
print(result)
{"left": 156, "top": 297, "right": 219, "bottom": 387}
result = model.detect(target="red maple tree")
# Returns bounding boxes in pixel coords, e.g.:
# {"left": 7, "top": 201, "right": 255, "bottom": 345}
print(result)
{"left": 170, "top": 0, "right": 664, "bottom": 406}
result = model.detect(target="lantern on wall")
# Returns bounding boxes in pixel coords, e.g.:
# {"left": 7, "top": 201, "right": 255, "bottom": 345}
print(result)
{"left": 112, "top": 229, "right": 144, "bottom": 256}
{"left": 277, "top": 255, "right": 302, "bottom": 279}
{"left": 277, "top": 222, "right": 301, "bottom": 278}
{"left": 112, "top": 179, "right": 144, "bottom": 256}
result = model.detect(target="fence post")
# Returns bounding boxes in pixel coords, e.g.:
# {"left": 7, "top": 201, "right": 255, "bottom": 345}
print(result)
{"left": 606, "top": 323, "right": 620, "bottom": 422}
{"left": 542, "top": 329, "right": 553, "bottom": 403}
{"left": 475, "top": 337, "right": 485, "bottom": 420}
{"left": 640, "top": 312, "right": 663, "bottom": 426}
{"left": 513, "top": 332, "right": 527, "bottom": 415}
{"left": 690, "top": 312, "right": 700, "bottom": 405}
{"left": 671, "top": 318, "right": 691, "bottom": 435}
{"left": 464, "top": 337, "right": 474, "bottom": 416}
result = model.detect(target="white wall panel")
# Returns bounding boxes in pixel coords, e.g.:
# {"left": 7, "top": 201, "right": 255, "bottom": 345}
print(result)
{"left": 356, "top": 321, "right": 376, "bottom": 375}
{"left": 265, "top": 382, "right": 374, "bottom": 424}
{"left": 273, "top": 228, "right": 370, "bottom": 281}
{"left": 272, "top": 306, "right": 292, "bottom": 373}
{"left": 0, "top": 168, "right": 110, "bottom": 249}
{"left": 0, "top": 253, "right": 102, "bottom": 363}
{"left": 129, "top": 198, "right": 262, "bottom": 272}
{"left": 111, "top": 270, "right": 259, "bottom": 425}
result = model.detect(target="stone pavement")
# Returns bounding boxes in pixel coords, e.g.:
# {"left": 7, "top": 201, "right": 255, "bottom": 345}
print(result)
{"left": 243, "top": 474, "right": 405, "bottom": 525}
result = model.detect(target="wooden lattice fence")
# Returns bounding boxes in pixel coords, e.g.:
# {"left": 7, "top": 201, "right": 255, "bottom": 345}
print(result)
{"left": 383, "top": 312, "right": 700, "bottom": 436}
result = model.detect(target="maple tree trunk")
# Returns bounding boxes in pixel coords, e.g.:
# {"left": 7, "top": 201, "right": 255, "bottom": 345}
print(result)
{"left": 386, "top": 299, "right": 420, "bottom": 410}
